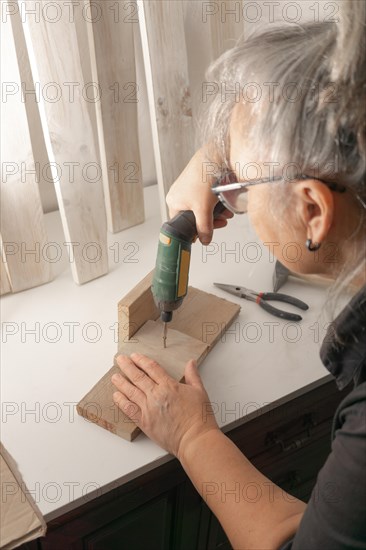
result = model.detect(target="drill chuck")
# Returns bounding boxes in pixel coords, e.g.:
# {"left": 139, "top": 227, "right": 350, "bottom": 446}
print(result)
{"left": 160, "top": 311, "right": 173, "bottom": 323}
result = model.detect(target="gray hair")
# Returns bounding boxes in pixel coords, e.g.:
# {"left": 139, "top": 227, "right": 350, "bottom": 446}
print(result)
{"left": 200, "top": 0, "right": 366, "bottom": 302}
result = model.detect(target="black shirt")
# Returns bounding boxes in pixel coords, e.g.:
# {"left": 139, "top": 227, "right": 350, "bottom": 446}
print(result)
{"left": 281, "top": 285, "right": 366, "bottom": 550}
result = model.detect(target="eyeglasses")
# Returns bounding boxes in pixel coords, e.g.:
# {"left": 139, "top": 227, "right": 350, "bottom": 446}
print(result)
{"left": 211, "top": 171, "right": 347, "bottom": 214}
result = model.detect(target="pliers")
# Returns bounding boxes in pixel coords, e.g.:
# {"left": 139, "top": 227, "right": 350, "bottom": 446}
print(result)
{"left": 214, "top": 283, "right": 309, "bottom": 322}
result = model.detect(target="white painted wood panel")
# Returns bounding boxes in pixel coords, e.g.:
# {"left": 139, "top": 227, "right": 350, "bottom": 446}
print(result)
{"left": 183, "top": 0, "right": 245, "bottom": 123}
{"left": 22, "top": 0, "right": 108, "bottom": 284}
{"left": 0, "top": 6, "right": 53, "bottom": 293}
{"left": 138, "top": 0, "right": 195, "bottom": 220}
{"left": 89, "top": 0, "right": 145, "bottom": 233}
{"left": 208, "top": 0, "right": 245, "bottom": 59}
{"left": 8, "top": 1, "right": 57, "bottom": 215}
{"left": 0, "top": 239, "right": 12, "bottom": 296}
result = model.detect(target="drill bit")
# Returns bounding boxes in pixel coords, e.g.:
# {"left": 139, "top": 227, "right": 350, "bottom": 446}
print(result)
{"left": 163, "top": 322, "right": 167, "bottom": 348}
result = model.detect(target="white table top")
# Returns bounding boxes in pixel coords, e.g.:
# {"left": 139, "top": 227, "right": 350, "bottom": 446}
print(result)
{"left": 1, "top": 185, "right": 335, "bottom": 521}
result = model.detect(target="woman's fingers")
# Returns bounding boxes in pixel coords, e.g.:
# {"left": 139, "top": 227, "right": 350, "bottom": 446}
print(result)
{"left": 113, "top": 391, "right": 141, "bottom": 424}
{"left": 184, "top": 360, "right": 204, "bottom": 389}
{"left": 194, "top": 205, "right": 216, "bottom": 245}
{"left": 116, "top": 354, "right": 157, "bottom": 391}
{"left": 129, "top": 353, "right": 171, "bottom": 384}
{"left": 111, "top": 351, "right": 218, "bottom": 456}
{"left": 111, "top": 372, "right": 146, "bottom": 407}
{"left": 213, "top": 218, "right": 228, "bottom": 230}
{"left": 221, "top": 208, "right": 235, "bottom": 219}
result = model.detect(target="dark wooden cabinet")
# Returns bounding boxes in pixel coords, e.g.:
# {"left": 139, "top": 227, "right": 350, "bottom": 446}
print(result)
{"left": 20, "top": 380, "right": 348, "bottom": 550}
{"left": 83, "top": 495, "right": 174, "bottom": 550}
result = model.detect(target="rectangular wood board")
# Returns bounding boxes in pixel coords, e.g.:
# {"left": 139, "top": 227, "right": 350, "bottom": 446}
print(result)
{"left": 77, "top": 320, "right": 209, "bottom": 441}
{"left": 78, "top": 279, "right": 240, "bottom": 441}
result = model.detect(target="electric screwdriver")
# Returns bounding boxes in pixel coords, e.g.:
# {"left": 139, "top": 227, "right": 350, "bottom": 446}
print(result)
{"left": 151, "top": 202, "right": 226, "bottom": 347}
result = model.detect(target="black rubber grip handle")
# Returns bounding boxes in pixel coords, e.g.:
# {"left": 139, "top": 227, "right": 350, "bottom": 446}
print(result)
{"left": 257, "top": 299, "right": 303, "bottom": 322}
{"left": 260, "top": 292, "right": 309, "bottom": 311}
{"left": 163, "top": 201, "right": 227, "bottom": 243}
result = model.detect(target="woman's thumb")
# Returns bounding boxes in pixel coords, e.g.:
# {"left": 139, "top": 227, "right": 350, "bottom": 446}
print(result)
{"left": 195, "top": 207, "right": 214, "bottom": 245}
{"left": 184, "top": 360, "right": 203, "bottom": 388}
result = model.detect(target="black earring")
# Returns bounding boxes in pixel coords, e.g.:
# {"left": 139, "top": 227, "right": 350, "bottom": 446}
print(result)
{"left": 306, "top": 238, "right": 321, "bottom": 252}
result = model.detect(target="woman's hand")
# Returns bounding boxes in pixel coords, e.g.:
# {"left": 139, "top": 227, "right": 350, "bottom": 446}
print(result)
{"left": 112, "top": 353, "right": 219, "bottom": 458}
{"left": 166, "top": 148, "right": 234, "bottom": 245}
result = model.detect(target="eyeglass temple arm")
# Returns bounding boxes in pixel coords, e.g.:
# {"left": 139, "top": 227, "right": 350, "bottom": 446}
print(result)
{"left": 211, "top": 176, "right": 285, "bottom": 195}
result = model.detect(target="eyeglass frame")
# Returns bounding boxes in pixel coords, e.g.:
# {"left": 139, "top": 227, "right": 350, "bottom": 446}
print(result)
{"left": 211, "top": 172, "right": 347, "bottom": 214}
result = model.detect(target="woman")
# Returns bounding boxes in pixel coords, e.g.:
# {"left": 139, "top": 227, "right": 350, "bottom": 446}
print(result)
{"left": 112, "top": 1, "right": 366, "bottom": 548}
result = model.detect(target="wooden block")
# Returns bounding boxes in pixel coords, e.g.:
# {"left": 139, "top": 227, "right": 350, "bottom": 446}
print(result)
{"left": 118, "top": 270, "right": 159, "bottom": 343}
{"left": 23, "top": 1, "right": 108, "bottom": 284}
{"left": 90, "top": 0, "right": 145, "bottom": 233}
{"left": 77, "top": 320, "right": 208, "bottom": 441}
{"left": 1, "top": 7, "right": 53, "bottom": 293}
{"left": 79, "top": 275, "right": 240, "bottom": 441}
{"left": 118, "top": 271, "right": 241, "bottom": 348}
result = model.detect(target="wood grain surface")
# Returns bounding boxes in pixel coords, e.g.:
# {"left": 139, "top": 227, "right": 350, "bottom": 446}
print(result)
{"left": 118, "top": 270, "right": 159, "bottom": 344}
{"left": 1, "top": 8, "right": 53, "bottom": 293}
{"left": 209, "top": 0, "right": 245, "bottom": 59}
{"left": 77, "top": 320, "right": 208, "bottom": 441}
{"left": 0, "top": 240, "right": 11, "bottom": 296}
{"left": 10, "top": 1, "right": 56, "bottom": 214}
{"left": 138, "top": 0, "right": 195, "bottom": 219}
{"left": 90, "top": 0, "right": 145, "bottom": 233}
{"left": 23, "top": 1, "right": 108, "bottom": 284}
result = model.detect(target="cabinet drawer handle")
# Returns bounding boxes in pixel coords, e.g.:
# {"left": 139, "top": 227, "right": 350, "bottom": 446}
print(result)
{"left": 272, "top": 434, "right": 311, "bottom": 452}
{"left": 265, "top": 414, "right": 317, "bottom": 453}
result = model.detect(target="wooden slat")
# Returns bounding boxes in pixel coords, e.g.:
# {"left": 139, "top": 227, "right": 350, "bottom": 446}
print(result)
{"left": 9, "top": 0, "right": 57, "bottom": 214}
{"left": 208, "top": 0, "right": 245, "bottom": 59}
{"left": 138, "top": 0, "right": 195, "bottom": 220}
{"left": 182, "top": 0, "right": 246, "bottom": 125}
{"left": 0, "top": 240, "right": 11, "bottom": 296}
{"left": 22, "top": 1, "right": 108, "bottom": 284}
{"left": 0, "top": 7, "right": 53, "bottom": 293}
{"left": 89, "top": 0, "right": 145, "bottom": 233}
{"left": 0, "top": 265, "right": 11, "bottom": 296}
{"left": 73, "top": 0, "right": 104, "bottom": 210}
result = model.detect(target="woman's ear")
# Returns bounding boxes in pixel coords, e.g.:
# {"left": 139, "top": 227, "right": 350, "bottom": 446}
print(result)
{"left": 293, "top": 179, "right": 334, "bottom": 245}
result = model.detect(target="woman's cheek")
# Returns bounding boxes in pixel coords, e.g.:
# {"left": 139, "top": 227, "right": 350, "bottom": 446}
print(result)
{"left": 247, "top": 187, "right": 277, "bottom": 244}
{"left": 248, "top": 188, "right": 308, "bottom": 273}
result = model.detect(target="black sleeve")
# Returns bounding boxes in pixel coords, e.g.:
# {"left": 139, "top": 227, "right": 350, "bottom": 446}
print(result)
{"left": 279, "top": 383, "right": 366, "bottom": 550}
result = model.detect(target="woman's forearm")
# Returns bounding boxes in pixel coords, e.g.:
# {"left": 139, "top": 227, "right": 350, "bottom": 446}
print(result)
{"left": 112, "top": 355, "right": 306, "bottom": 548}
{"left": 179, "top": 429, "right": 306, "bottom": 550}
